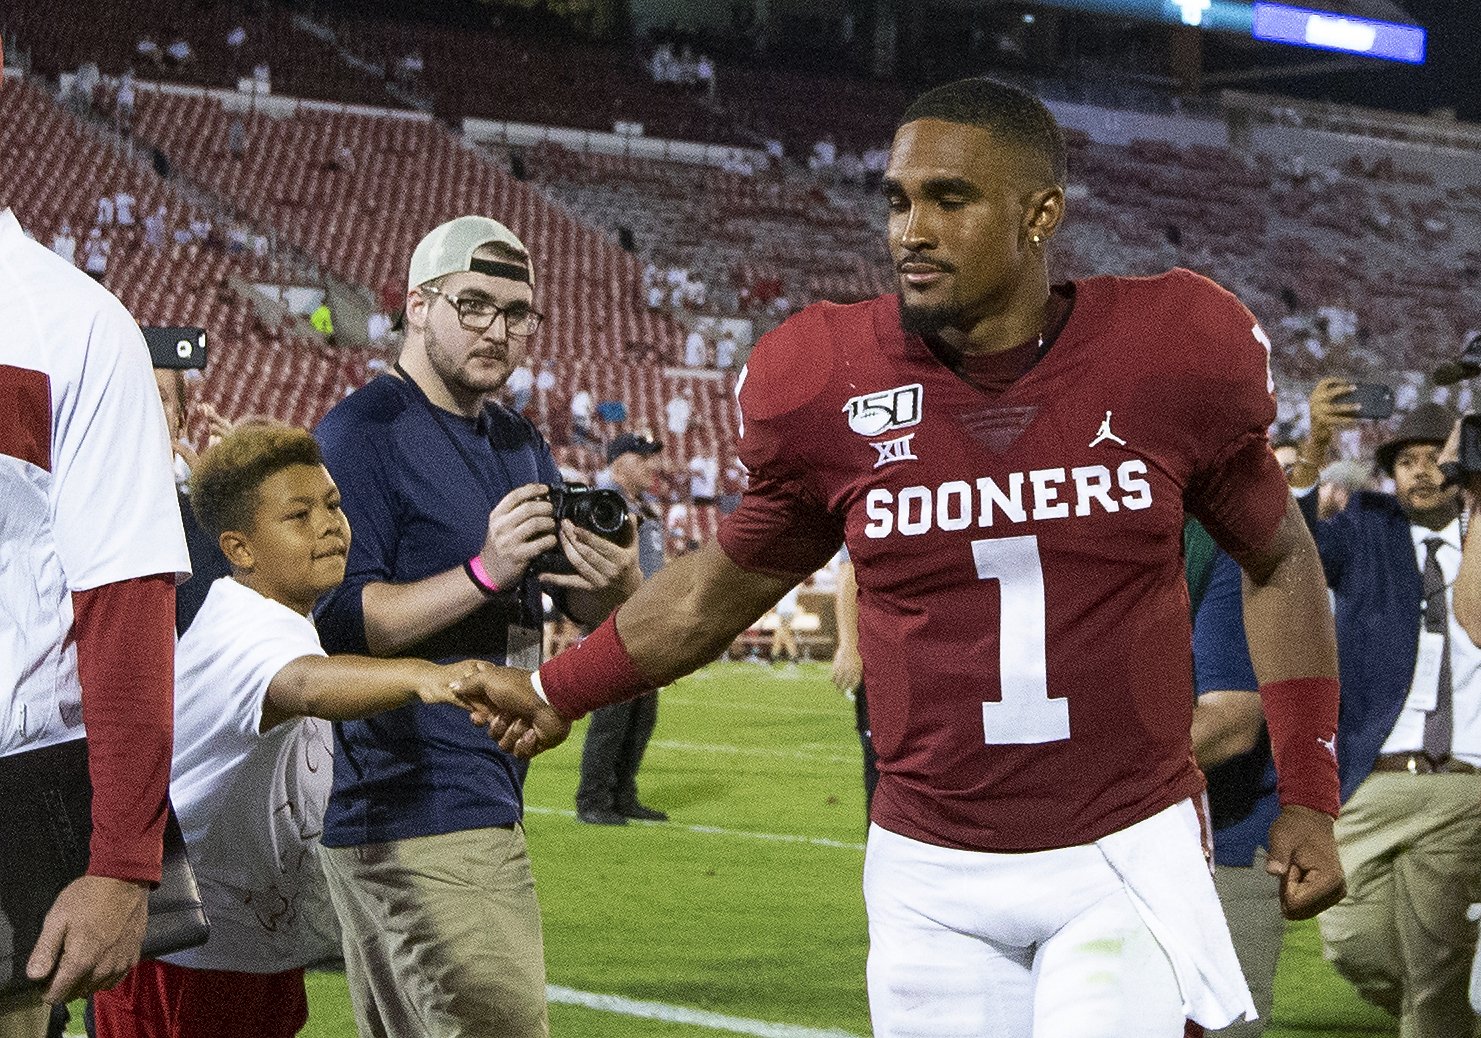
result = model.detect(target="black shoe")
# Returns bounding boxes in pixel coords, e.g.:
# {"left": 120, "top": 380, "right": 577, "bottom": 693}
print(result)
{"left": 619, "top": 803, "right": 669, "bottom": 822}
{"left": 576, "top": 807, "right": 628, "bottom": 825}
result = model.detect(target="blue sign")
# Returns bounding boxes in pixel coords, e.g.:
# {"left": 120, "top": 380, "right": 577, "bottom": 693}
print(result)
{"left": 1251, "top": 3, "right": 1426, "bottom": 64}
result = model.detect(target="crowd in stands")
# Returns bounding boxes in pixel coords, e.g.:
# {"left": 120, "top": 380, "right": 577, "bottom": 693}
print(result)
{"left": 7, "top": 8, "right": 1481, "bottom": 1038}
{"left": 4, "top": 0, "right": 1478, "bottom": 548}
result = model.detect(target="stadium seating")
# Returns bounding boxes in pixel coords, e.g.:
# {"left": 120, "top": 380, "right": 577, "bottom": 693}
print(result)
{"left": 8, "top": 3, "right": 1480, "bottom": 520}
{"left": 0, "top": 76, "right": 376, "bottom": 434}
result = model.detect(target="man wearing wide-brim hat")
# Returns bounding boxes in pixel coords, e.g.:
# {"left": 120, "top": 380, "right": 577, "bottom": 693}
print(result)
{"left": 1293, "top": 378, "right": 1480, "bottom": 1037}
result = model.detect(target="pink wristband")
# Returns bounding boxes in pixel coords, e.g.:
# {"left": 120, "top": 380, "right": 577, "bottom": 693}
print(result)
{"left": 466, "top": 554, "right": 500, "bottom": 595}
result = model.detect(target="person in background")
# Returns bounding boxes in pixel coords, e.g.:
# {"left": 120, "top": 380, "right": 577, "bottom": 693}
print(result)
{"left": 309, "top": 299, "right": 335, "bottom": 344}
{"left": 769, "top": 585, "right": 801, "bottom": 666}
{"left": 831, "top": 551, "right": 878, "bottom": 816}
{"left": 151, "top": 366, "right": 232, "bottom": 633}
{"left": 576, "top": 433, "right": 669, "bottom": 825}
{"left": 312, "top": 215, "right": 639, "bottom": 1038}
{"left": 1294, "top": 379, "right": 1481, "bottom": 1038}
{"left": 0, "top": 198, "right": 187, "bottom": 1037}
{"left": 92, "top": 424, "right": 520, "bottom": 1038}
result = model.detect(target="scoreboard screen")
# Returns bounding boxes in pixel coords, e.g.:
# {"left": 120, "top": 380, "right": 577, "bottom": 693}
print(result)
{"left": 1032, "top": 1, "right": 1426, "bottom": 63}
{"left": 1250, "top": 3, "right": 1426, "bottom": 64}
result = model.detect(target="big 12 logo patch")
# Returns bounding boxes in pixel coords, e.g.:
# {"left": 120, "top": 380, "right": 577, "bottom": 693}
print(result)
{"left": 843, "top": 383, "right": 923, "bottom": 437}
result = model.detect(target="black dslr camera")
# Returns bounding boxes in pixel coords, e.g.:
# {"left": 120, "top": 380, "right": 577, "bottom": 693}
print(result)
{"left": 533, "top": 483, "right": 631, "bottom": 575}
{"left": 1435, "top": 332, "right": 1481, "bottom": 483}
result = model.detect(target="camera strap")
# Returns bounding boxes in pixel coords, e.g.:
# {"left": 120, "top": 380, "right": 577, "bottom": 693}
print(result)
{"left": 390, "top": 363, "right": 539, "bottom": 511}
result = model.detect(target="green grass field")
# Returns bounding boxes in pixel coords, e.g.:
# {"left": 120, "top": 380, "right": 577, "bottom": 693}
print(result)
{"left": 293, "top": 661, "right": 1399, "bottom": 1038}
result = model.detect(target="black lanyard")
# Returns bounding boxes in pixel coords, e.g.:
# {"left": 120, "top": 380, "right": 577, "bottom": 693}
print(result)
{"left": 390, "top": 365, "right": 541, "bottom": 615}
{"left": 390, "top": 364, "right": 539, "bottom": 512}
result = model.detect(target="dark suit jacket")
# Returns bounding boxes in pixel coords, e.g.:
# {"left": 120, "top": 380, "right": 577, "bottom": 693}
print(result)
{"left": 1299, "top": 489, "right": 1422, "bottom": 798}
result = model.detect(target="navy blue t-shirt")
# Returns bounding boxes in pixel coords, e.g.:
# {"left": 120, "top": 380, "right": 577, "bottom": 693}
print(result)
{"left": 313, "top": 374, "right": 560, "bottom": 848}
{"left": 1193, "top": 548, "right": 1278, "bottom": 867}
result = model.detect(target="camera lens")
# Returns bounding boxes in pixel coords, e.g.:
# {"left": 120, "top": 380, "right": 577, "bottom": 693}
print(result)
{"left": 585, "top": 492, "right": 628, "bottom": 536}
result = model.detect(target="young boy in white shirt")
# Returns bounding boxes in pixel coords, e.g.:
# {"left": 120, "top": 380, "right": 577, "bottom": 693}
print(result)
{"left": 92, "top": 423, "right": 509, "bottom": 1038}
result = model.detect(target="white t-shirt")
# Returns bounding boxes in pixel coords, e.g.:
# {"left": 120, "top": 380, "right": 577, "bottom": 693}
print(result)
{"left": 715, "top": 334, "right": 738, "bottom": 369}
{"left": 688, "top": 454, "right": 718, "bottom": 498}
{"left": 83, "top": 236, "right": 110, "bottom": 274}
{"left": 50, "top": 232, "right": 77, "bottom": 266}
{"left": 0, "top": 208, "right": 189, "bottom": 757}
{"left": 165, "top": 577, "right": 342, "bottom": 973}
{"left": 507, "top": 363, "right": 534, "bottom": 394}
{"left": 666, "top": 396, "right": 692, "bottom": 436}
{"left": 684, "top": 330, "right": 707, "bottom": 367}
{"left": 571, "top": 389, "right": 594, "bottom": 420}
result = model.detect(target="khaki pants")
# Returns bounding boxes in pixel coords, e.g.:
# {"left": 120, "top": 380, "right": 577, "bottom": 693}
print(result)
{"left": 1210, "top": 851, "right": 1285, "bottom": 1038}
{"left": 0, "top": 993, "right": 46, "bottom": 1038}
{"left": 320, "top": 825, "right": 548, "bottom": 1038}
{"left": 1318, "top": 772, "right": 1481, "bottom": 1038}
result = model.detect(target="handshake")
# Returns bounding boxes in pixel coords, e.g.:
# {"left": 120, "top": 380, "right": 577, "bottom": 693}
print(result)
{"left": 433, "top": 661, "right": 571, "bottom": 758}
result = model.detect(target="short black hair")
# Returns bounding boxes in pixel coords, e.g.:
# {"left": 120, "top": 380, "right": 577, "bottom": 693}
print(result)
{"left": 189, "top": 421, "right": 325, "bottom": 538}
{"left": 901, "top": 78, "right": 1067, "bottom": 185}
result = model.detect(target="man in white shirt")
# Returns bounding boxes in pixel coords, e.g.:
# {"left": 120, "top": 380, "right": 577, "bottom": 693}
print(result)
{"left": 571, "top": 387, "right": 594, "bottom": 443}
{"left": 49, "top": 222, "right": 77, "bottom": 266}
{"left": 506, "top": 360, "right": 534, "bottom": 414}
{"left": 665, "top": 390, "right": 692, "bottom": 438}
{"left": 82, "top": 229, "right": 109, "bottom": 283}
{"left": 714, "top": 330, "right": 738, "bottom": 370}
{"left": 687, "top": 452, "right": 718, "bottom": 505}
{"left": 113, "top": 192, "right": 135, "bottom": 227}
{"left": 0, "top": 206, "right": 188, "bottom": 1035}
{"left": 683, "top": 329, "right": 707, "bottom": 368}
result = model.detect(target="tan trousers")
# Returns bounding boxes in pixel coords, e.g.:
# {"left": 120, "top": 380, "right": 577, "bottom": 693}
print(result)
{"left": 1209, "top": 850, "right": 1285, "bottom": 1038}
{"left": 320, "top": 824, "right": 548, "bottom": 1038}
{"left": 0, "top": 994, "right": 47, "bottom": 1038}
{"left": 1318, "top": 772, "right": 1481, "bottom": 1038}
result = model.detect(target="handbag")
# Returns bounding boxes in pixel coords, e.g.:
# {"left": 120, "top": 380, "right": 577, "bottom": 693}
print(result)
{"left": 0, "top": 738, "right": 209, "bottom": 995}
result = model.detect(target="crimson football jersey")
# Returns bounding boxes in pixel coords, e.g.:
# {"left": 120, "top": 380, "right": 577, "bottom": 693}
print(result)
{"left": 718, "top": 269, "right": 1289, "bottom": 852}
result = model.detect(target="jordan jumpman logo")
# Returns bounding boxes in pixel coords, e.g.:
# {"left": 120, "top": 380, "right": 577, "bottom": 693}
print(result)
{"left": 1088, "top": 411, "right": 1127, "bottom": 448}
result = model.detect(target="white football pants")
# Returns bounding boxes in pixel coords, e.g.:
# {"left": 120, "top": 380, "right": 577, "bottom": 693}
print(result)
{"left": 864, "top": 800, "right": 1248, "bottom": 1038}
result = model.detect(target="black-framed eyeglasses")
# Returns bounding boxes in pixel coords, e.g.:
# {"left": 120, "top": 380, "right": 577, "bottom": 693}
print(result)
{"left": 422, "top": 286, "right": 543, "bottom": 336}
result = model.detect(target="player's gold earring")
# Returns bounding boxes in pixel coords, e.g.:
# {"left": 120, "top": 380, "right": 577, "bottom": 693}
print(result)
{"left": 1029, "top": 234, "right": 1043, "bottom": 246}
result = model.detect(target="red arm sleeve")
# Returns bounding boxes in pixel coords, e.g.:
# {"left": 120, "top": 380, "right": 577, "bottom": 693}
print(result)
{"left": 71, "top": 573, "right": 175, "bottom": 884}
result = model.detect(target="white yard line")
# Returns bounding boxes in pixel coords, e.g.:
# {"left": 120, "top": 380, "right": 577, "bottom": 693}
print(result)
{"left": 546, "top": 985, "right": 865, "bottom": 1038}
{"left": 648, "top": 738, "right": 859, "bottom": 765}
{"left": 524, "top": 805, "right": 866, "bottom": 852}
{"left": 661, "top": 693, "right": 847, "bottom": 718}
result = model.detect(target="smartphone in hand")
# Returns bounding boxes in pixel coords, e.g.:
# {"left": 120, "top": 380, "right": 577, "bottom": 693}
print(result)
{"left": 1335, "top": 382, "right": 1395, "bottom": 421}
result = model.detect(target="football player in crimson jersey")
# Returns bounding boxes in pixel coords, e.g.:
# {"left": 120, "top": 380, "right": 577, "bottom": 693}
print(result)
{"left": 449, "top": 78, "right": 1346, "bottom": 1037}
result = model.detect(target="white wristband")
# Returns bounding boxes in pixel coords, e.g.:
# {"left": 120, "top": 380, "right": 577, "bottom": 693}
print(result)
{"left": 529, "top": 668, "right": 551, "bottom": 706}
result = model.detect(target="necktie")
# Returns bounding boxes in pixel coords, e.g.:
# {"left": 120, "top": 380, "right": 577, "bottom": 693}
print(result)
{"left": 1422, "top": 536, "right": 1453, "bottom": 760}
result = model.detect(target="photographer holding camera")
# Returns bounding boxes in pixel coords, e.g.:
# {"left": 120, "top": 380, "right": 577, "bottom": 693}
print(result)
{"left": 311, "top": 216, "right": 639, "bottom": 1038}
{"left": 1294, "top": 376, "right": 1481, "bottom": 1038}
{"left": 575, "top": 433, "right": 668, "bottom": 826}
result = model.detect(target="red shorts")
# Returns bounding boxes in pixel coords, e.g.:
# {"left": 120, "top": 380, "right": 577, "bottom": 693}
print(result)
{"left": 93, "top": 959, "right": 308, "bottom": 1038}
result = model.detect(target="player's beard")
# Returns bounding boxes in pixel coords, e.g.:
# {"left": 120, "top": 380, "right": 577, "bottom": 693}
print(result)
{"left": 899, "top": 300, "right": 963, "bottom": 337}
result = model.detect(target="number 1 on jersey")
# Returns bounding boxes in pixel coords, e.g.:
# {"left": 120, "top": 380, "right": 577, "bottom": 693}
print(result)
{"left": 971, "top": 535, "right": 1071, "bottom": 745}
